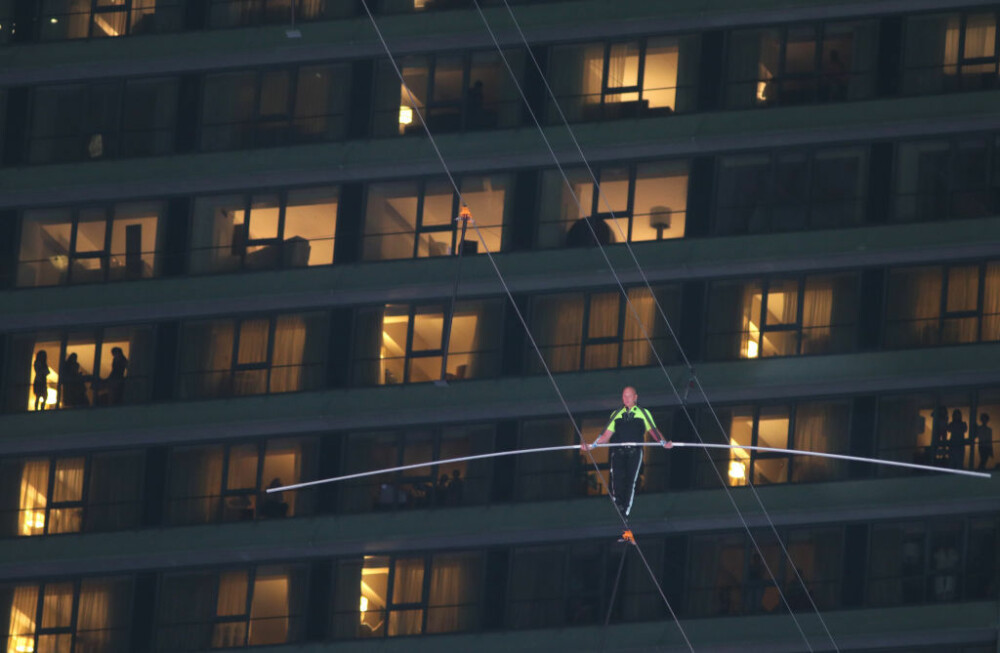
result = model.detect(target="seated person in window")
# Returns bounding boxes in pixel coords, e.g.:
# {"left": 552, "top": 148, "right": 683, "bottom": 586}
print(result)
{"left": 566, "top": 215, "right": 614, "bottom": 247}
{"left": 59, "top": 353, "right": 91, "bottom": 408}
{"left": 259, "top": 478, "right": 289, "bottom": 518}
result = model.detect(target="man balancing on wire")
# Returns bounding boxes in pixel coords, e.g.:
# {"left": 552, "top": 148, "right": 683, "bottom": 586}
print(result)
{"left": 582, "top": 386, "right": 672, "bottom": 543}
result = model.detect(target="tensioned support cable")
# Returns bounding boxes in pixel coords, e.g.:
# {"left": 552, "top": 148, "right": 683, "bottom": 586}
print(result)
{"left": 267, "top": 442, "right": 989, "bottom": 493}
{"left": 471, "top": 2, "right": 823, "bottom": 650}
{"left": 357, "top": 3, "right": 693, "bottom": 649}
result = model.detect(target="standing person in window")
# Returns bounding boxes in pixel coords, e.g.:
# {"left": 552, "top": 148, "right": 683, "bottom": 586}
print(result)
{"left": 946, "top": 409, "right": 969, "bottom": 469}
{"left": 33, "top": 350, "right": 50, "bottom": 411}
{"left": 582, "top": 386, "right": 671, "bottom": 537}
{"left": 976, "top": 413, "right": 993, "bottom": 471}
{"left": 59, "top": 353, "right": 90, "bottom": 408}
{"left": 105, "top": 347, "right": 128, "bottom": 405}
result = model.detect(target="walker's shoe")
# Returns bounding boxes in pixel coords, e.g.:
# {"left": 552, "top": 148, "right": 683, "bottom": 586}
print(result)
{"left": 618, "top": 529, "right": 636, "bottom": 544}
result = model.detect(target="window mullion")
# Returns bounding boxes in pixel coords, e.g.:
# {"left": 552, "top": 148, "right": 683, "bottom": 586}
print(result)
{"left": 245, "top": 567, "right": 256, "bottom": 641}
{"left": 264, "top": 317, "right": 277, "bottom": 391}
{"left": 413, "top": 183, "right": 426, "bottom": 258}
{"left": 795, "top": 278, "right": 806, "bottom": 354}
{"left": 636, "top": 40, "right": 648, "bottom": 101}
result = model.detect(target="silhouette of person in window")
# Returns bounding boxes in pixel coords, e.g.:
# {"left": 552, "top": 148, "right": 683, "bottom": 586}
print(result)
{"left": 105, "top": 347, "right": 128, "bottom": 405}
{"left": 447, "top": 468, "right": 464, "bottom": 506}
{"left": 977, "top": 413, "right": 993, "bottom": 471}
{"left": 566, "top": 215, "right": 613, "bottom": 247}
{"left": 259, "top": 478, "right": 289, "bottom": 518}
{"left": 946, "top": 409, "right": 968, "bottom": 469}
{"left": 33, "top": 350, "right": 50, "bottom": 411}
{"left": 929, "top": 406, "right": 949, "bottom": 466}
{"left": 435, "top": 474, "right": 450, "bottom": 505}
{"left": 59, "top": 353, "right": 90, "bottom": 408}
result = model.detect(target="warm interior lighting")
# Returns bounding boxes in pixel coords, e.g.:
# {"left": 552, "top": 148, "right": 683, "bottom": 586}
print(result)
{"left": 745, "top": 320, "right": 760, "bottom": 359}
{"left": 49, "top": 17, "right": 58, "bottom": 24}
{"left": 359, "top": 597, "right": 368, "bottom": 613}
{"left": 93, "top": 14, "right": 120, "bottom": 37}
{"left": 728, "top": 460, "right": 746, "bottom": 480}
{"left": 399, "top": 106, "right": 413, "bottom": 126}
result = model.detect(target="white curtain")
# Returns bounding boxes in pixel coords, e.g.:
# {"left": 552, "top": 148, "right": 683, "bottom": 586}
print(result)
{"left": 167, "top": 447, "right": 224, "bottom": 525}
{"left": 982, "top": 263, "right": 1000, "bottom": 341}
{"left": 212, "top": 572, "right": 249, "bottom": 648}
{"left": 269, "top": 316, "right": 307, "bottom": 393}
{"left": 533, "top": 295, "right": 583, "bottom": 373}
{"left": 17, "top": 460, "right": 49, "bottom": 537}
{"left": 944, "top": 266, "right": 979, "bottom": 343}
{"left": 791, "top": 403, "right": 846, "bottom": 482}
{"left": 6, "top": 586, "right": 38, "bottom": 653}
{"left": 801, "top": 280, "right": 834, "bottom": 354}
{"left": 387, "top": 559, "right": 424, "bottom": 636}
{"left": 621, "top": 289, "right": 656, "bottom": 367}
{"left": 47, "top": 458, "right": 84, "bottom": 535}
{"left": 75, "top": 581, "right": 111, "bottom": 653}
{"left": 426, "top": 554, "right": 478, "bottom": 634}
{"left": 584, "top": 292, "right": 620, "bottom": 369}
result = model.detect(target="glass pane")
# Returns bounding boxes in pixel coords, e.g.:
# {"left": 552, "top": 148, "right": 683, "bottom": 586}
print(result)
{"left": 643, "top": 38, "right": 680, "bottom": 109}
{"left": 945, "top": 266, "right": 979, "bottom": 313}
{"left": 392, "top": 558, "right": 425, "bottom": 604}
{"left": 631, "top": 161, "right": 688, "bottom": 242}
{"left": 586, "top": 292, "right": 619, "bottom": 339}
{"left": 283, "top": 188, "right": 337, "bottom": 267}
{"left": 51, "top": 457, "right": 84, "bottom": 502}
{"left": 607, "top": 42, "right": 640, "bottom": 91}
{"left": 17, "top": 460, "right": 50, "bottom": 536}
{"left": 237, "top": 319, "right": 270, "bottom": 365}
{"left": 757, "top": 406, "right": 790, "bottom": 449}
{"left": 785, "top": 27, "right": 818, "bottom": 74}
{"left": 227, "top": 444, "right": 259, "bottom": 491}
{"left": 727, "top": 407, "right": 754, "bottom": 487}
{"left": 411, "top": 306, "right": 444, "bottom": 352}
{"left": 29, "top": 339, "right": 61, "bottom": 412}
{"left": 62, "top": 334, "right": 97, "bottom": 409}
{"left": 763, "top": 280, "right": 800, "bottom": 326}
{"left": 752, "top": 457, "right": 788, "bottom": 484}
{"left": 360, "top": 556, "right": 389, "bottom": 637}
{"left": 216, "top": 570, "right": 249, "bottom": 616}
{"left": 249, "top": 569, "right": 290, "bottom": 645}
{"left": 17, "top": 210, "right": 72, "bottom": 287}
{"left": 41, "top": 582, "right": 74, "bottom": 628}
{"left": 363, "top": 182, "right": 419, "bottom": 261}
{"left": 109, "top": 202, "right": 159, "bottom": 280}
{"left": 458, "top": 175, "right": 506, "bottom": 252}
{"left": 260, "top": 440, "right": 300, "bottom": 518}
{"left": 421, "top": 180, "right": 454, "bottom": 228}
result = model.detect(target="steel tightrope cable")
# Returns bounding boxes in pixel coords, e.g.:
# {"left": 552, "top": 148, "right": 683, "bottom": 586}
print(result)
{"left": 356, "top": 2, "right": 694, "bottom": 649}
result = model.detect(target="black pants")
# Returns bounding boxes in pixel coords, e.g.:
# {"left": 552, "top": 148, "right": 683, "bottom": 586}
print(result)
{"left": 610, "top": 447, "right": 643, "bottom": 518}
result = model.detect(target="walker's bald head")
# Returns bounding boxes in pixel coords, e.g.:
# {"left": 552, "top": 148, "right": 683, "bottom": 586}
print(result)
{"left": 622, "top": 386, "right": 637, "bottom": 407}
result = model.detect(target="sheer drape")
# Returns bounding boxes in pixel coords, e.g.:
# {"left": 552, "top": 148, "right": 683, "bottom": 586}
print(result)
{"left": 507, "top": 549, "right": 564, "bottom": 628}
{"left": 982, "top": 263, "right": 1000, "bottom": 341}
{"left": 6, "top": 585, "right": 38, "bottom": 653}
{"left": 426, "top": 554, "right": 480, "bottom": 634}
{"left": 621, "top": 289, "right": 656, "bottom": 366}
{"left": 460, "top": 301, "right": 500, "bottom": 379}
{"left": 48, "top": 457, "right": 84, "bottom": 534}
{"left": 269, "top": 316, "right": 306, "bottom": 392}
{"left": 331, "top": 560, "right": 363, "bottom": 639}
{"left": 166, "top": 447, "right": 224, "bottom": 525}
{"left": 886, "top": 268, "right": 942, "bottom": 347}
{"left": 353, "top": 310, "right": 385, "bottom": 386}
{"left": 943, "top": 266, "right": 979, "bottom": 343}
{"left": 867, "top": 527, "right": 904, "bottom": 605}
{"left": 17, "top": 460, "right": 48, "bottom": 537}
{"left": 212, "top": 571, "right": 249, "bottom": 648}
{"left": 87, "top": 452, "right": 142, "bottom": 532}
{"left": 791, "top": 402, "right": 848, "bottom": 482}
{"left": 583, "top": 292, "right": 619, "bottom": 369}
{"left": 387, "top": 559, "right": 424, "bottom": 636}
{"left": 180, "top": 321, "right": 234, "bottom": 399}
{"left": 516, "top": 421, "right": 576, "bottom": 501}
{"left": 801, "top": 280, "right": 834, "bottom": 354}
{"left": 75, "top": 581, "right": 111, "bottom": 653}
{"left": 189, "top": 196, "right": 242, "bottom": 273}
{"left": 687, "top": 538, "right": 730, "bottom": 617}
{"left": 156, "top": 573, "right": 217, "bottom": 651}
{"left": 533, "top": 294, "right": 583, "bottom": 373}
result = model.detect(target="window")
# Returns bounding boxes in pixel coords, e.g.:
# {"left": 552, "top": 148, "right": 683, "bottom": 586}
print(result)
{"left": 5, "top": 326, "right": 153, "bottom": 412}
{"left": 17, "top": 202, "right": 165, "bottom": 287}
{"left": 178, "top": 312, "right": 328, "bottom": 399}
{"left": 893, "top": 135, "right": 1000, "bottom": 222}
{"left": 547, "top": 36, "right": 699, "bottom": 122}
{"left": 165, "top": 438, "right": 317, "bottom": 526}
{"left": 352, "top": 300, "right": 503, "bottom": 386}
{"left": 705, "top": 273, "right": 859, "bottom": 360}
{"left": 157, "top": 565, "right": 306, "bottom": 650}
{"left": 40, "top": 0, "right": 183, "bottom": 40}
{"left": 339, "top": 425, "right": 493, "bottom": 513}
{"left": 190, "top": 187, "right": 338, "bottom": 273}
{"left": 687, "top": 527, "right": 841, "bottom": 617}
{"left": 506, "top": 539, "right": 663, "bottom": 629}
{"left": 903, "top": 12, "right": 1000, "bottom": 94}
{"left": 29, "top": 78, "right": 178, "bottom": 164}
{"left": 725, "top": 21, "right": 877, "bottom": 108}
{"left": 693, "top": 401, "right": 850, "bottom": 489}
{"left": 372, "top": 50, "right": 523, "bottom": 136}
{"left": 537, "top": 160, "right": 689, "bottom": 248}
{"left": 884, "top": 262, "right": 1000, "bottom": 348}
{"left": 208, "top": 0, "right": 352, "bottom": 28}
{"left": 868, "top": 518, "right": 999, "bottom": 606}
{"left": 516, "top": 412, "right": 671, "bottom": 502}
{"left": 362, "top": 175, "right": 508, "bottom": 261}
{"left": 200, "top": 64, "right": 349, "bottom": 151}
{"left": 0, "top": 451, "right": 143, "bottom": 538}
{"left": 1, "top": 577, "right": 133, "bottom": 653}
{"left": 332, "top": 553, "right": 482, "bottom": 638}
{"left": 528, "top": 286, "right": 680, "bottom": 373}
{"left": 714, "top": 146, "right": 866, "bottom": 235}
{"left": 877, "top": 388, "right": 999, "bottom": 473}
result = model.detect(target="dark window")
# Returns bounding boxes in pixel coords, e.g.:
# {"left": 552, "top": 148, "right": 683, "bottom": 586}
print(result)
{"left": 29, "top": 78, "right": 178, "bottom": 164}
{"left": 725, "top": 21, "right": 877, "bottom": 108}
{"left": 868, "top": 518, "right": 999, "bottom": 606}
{"left": 884, "top": 262, "right": 1000, "bottom": 348}
{"left": 339, "top": 424, "right": 494, "bottom": 513}
{"left": 190, "top": 187, "right": 339, "bottom": 273}
{"left": 332, "top": 553, "right": 483, "bottom": 638}
{"left": 200, "top": 64, "right": 349, "bottom": 151}
{"left": 705, "top": 274, "right": 859, "bottom": 360}
{"left": 352, "top": 300, "right": 503, "bottom": 386}
{"left": 528, "top": 286, "right": 680, "bottom": 373}
{"left": 547, "top": 36, "right": 700, "bottom": 122}
{"left": 687, "top": 527, "right": 842, "bottom": 617}
{"left": 537, "top": 160, "right": 689, "bottom": 248}
{"left": 893, "top": 135, "right": 1000, "bottom": 222}
{"left": 902, "top": 12, "right": 1000, "bottom": 95}
{"left": 876, "top": 388, "right": 999, "bottom": 473}
{"left": 17, "top": 202, "right": 165, "bottom": 287}
{"left": 362, "top": 175, "right": 510, "bottom": 261}
{"left": 165, "top": 438, "right": 317, "bottom": 526}
{"left": 178, "top": 312, "right": 328, "bottom": 399}
{"left": 0, "top": 451, "right": 143, "bottom": 537}
{"left": 39, "top": 0, "right": 183, "bottom": 40}
{"left": 372, "top": 50, "right": 523, "bottom": 136}
{"left": 208, "top": 0, "right": 353, "bottom": 28}
{"left": 5, "top": 326, "right": 154, "bottom": 412}
{"left": 714, "top": 146, "right": 866, "bottom": 235}
{"left": 0, "top": 576, "right": 134, "bottom": 652}
{"left": 693, "top": 401, "right": 850, "bottom": 488}
{"left": 157, "top": 565, "right": 307, "bottom": 650}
